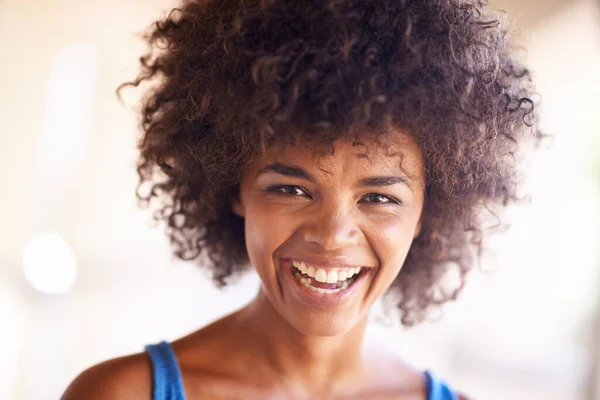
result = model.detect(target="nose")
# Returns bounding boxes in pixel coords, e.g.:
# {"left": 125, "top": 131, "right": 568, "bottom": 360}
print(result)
{"left": 300, "top": 198, "right": 360, "bottom": 251}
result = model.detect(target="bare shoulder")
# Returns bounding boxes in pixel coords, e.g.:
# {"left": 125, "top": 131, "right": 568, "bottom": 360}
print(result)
{"left": 61, "top": 352, "right": 152, "bottom": 400}
{"left": 361, "top": 348, "right": 475, "bottom": 400}
{"left": 358, "top": 350, "right": 426, "bottom": 399}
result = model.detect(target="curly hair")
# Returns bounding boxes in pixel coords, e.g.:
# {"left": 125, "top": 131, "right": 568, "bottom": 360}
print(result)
{"left": 119, "top": 0, "right": 543, "bottom": 326}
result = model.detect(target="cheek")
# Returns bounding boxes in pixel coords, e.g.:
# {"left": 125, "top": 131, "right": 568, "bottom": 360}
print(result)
{"left": 243, "top": 203, "right": 297, "bottom": 273}
{"left": 368, "top": 214, "right": 418, "bottom": 278}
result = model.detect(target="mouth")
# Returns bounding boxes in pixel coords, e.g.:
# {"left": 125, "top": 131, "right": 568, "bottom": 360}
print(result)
{"left": 290, "top": 260, "right": 364, "bottom": 295}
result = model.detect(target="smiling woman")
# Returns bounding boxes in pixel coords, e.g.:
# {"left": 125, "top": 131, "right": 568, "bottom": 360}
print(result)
{"left": 232, "top": 134, "right": 426, "bottom": 338}
{"left": 61, "top": 0, "right": 542, "bottom": 399}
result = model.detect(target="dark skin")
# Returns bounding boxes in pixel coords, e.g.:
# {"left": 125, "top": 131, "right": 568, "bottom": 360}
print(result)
{"left": 62, "top": 130, "right": 472, "bottom": 400}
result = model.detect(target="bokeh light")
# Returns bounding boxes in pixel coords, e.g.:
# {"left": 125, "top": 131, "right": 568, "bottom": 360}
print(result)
{"left": 22, "top": 233, "right": 77, "bottom": 294}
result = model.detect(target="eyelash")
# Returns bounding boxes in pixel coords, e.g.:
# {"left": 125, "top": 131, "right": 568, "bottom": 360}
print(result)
{"left": 265, "top": 185, "right": 402, "bottom": 205}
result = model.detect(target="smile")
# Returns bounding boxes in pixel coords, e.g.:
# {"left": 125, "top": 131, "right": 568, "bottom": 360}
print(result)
{"left": 290, "top": 260, "right": 363, "bottom": 295}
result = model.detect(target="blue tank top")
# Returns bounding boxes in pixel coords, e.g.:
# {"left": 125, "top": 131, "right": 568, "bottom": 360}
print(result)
{"left": 145, "top": 341, "right": 458, "bottom": 400}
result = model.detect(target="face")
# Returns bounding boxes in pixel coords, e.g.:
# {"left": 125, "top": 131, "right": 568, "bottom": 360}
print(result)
{"left": 232, "top": 129, "right": 425, "bottom": 337}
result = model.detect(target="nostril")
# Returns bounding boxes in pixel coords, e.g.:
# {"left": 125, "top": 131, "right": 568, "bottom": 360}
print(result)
{"left": 300, "top": 219, "right": 360, "bottom": 251}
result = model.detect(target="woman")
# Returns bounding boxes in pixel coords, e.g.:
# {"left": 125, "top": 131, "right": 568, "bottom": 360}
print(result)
{"left": 62, "top": 0, "right": 541, "bottom": 398}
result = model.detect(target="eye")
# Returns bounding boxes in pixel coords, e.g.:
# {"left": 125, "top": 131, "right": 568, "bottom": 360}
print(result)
{"left": 266, "top": 185, "right": 311, "bottom": 197}
{"left": 360, "top": 193, "right": 401, "bottom": 205}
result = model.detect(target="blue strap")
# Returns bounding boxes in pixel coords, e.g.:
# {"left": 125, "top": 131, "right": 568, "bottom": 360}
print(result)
{"left": 424, "top": 370, "right": 458, "bottom": 400}
{"left": 145, "top": 341, "right": 186, "bottom": 400}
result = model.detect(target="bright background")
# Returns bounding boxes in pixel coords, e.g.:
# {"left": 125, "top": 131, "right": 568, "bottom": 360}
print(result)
{"left": 1, "top": 0, "right": 600, "bottom": 399}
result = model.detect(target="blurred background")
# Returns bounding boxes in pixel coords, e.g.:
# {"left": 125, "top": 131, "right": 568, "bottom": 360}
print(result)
{"left": 1, "top": 0, "right": 599, "bottom": 399}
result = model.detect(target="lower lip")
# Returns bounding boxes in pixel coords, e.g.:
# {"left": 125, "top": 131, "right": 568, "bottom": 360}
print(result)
{"left": 280, "top": 259, "right": 369, "bottom": 308}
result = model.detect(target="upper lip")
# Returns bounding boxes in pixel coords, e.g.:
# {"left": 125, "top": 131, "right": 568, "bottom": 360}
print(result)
{"left": 281, "top": 254, "right": 371, "bottom": 270}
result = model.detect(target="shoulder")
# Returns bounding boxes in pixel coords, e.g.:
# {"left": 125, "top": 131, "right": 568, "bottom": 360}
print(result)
{"left": 359, "top": 350, "right": 427, "bottom": 399}
{"left": 364, "top": 349, "right": 475, "bottom": 400}
{"left": 61, "top": 352, "right": 152, "bottom": 400}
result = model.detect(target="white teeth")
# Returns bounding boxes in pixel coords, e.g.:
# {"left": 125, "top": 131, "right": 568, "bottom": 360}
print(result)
{"left": 292, "top": 260, "right": 360, "bottom": 283}
{"left": 292, "top": 260, "right": 307, "bottom": 274}
{"left": 315, "top": 269, "right": 327, "bottom": 283}
{"left": 326, "top": 270, "right": 338, "bottom": 283}
{"left": 347, "top": 267, "right": 361, "bottom": 277}
{"left": 307, "top": 283, "right": 340, "bottom": 295}
{"left": 291, "top": 264, "right": 356, "bottom": 295}
{"left": 291, "top": 260, "right": 362, "bottom": 289}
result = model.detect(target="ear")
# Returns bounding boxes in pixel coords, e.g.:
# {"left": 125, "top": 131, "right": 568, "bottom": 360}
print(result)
{"left": 231, "top": 193, "right": 245, "bottom": 218}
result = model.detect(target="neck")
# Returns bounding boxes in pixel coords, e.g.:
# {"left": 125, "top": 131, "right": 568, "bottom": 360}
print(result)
{"left": 232, "top": 290, "right": 368, "bottom": 396}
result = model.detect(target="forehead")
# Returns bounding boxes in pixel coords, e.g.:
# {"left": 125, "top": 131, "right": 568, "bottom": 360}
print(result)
{"left": 252, "top": 129, "right": 424, "bottom": 179}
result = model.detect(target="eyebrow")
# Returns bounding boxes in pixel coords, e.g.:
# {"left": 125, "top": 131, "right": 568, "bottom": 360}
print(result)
{"left": 358, "top": 175, "right": 411, "bottom": 190}
{"left": 257, "top": 163, "right": 315, "bottom": 182}
{"left": 257, "top": 162, "right": 412, "bottom": 190}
